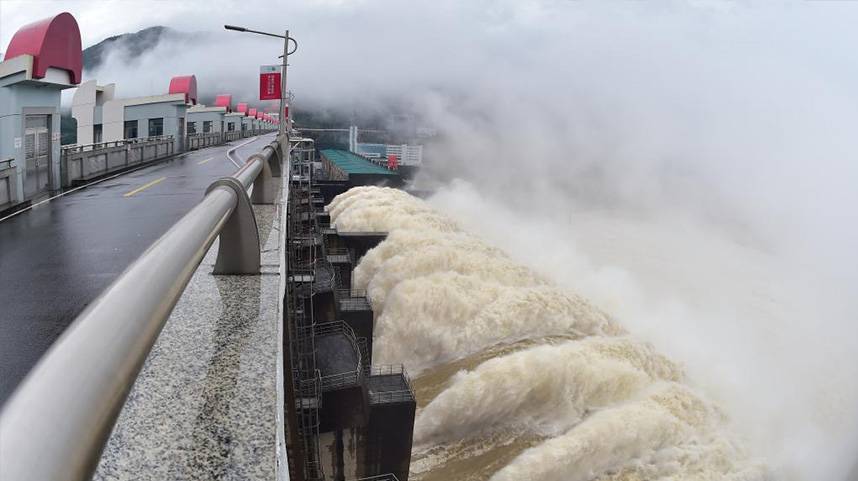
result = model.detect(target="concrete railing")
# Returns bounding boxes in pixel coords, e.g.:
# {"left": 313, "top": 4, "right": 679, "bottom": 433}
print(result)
{"left": 61, "top": 136, "right": 175, "bottom": 187}
{"left": 223, "top": 130, "right": 242, "bottom": 142}
{"left": 186, "top": 132, "right": 223, "bottom": 151}
{"left": 0, "top": 134, "right": 287, "bottom": 481}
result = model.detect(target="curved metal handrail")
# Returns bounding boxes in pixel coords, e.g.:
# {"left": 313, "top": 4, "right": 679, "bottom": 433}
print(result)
{"left": 0, "top": 134, "right": 285, "bottom": 481}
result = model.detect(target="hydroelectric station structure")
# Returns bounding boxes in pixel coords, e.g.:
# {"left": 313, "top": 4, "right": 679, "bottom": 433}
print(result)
{"left": 283, "top": 140, "right": 416, "bottom": 481}
{"left": 0, "top": 11, "right": 415, "bottom": 481}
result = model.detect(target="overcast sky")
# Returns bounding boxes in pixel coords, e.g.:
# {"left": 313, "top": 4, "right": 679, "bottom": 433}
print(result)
{"left": 0, "top": 0, "right": 351, "bottom": 48}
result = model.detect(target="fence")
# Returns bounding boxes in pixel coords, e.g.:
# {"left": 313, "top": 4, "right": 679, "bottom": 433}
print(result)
{"left": 0, "top": 133, "right": 288, "bottom": 481}
{"left": 315, "top": 321, "right": 363, "bottom": 392}
{"left": 223, "top": 130, "right": 242, "bottom": 142}
{"left": 61, "top": 135, "right": 175, "bottom": 186}
{"left": 366, "top": 364, "right": 414, "bottom": 405}
{"left": 186, "top": 132, "right": 223, "bottom": 150}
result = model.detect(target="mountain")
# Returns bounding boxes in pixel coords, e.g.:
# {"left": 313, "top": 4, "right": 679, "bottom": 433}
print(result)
{"left": 83, "top": 26, "right": 186, "bottom": 72}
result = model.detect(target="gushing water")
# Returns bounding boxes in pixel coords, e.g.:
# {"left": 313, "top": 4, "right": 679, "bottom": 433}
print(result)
{"left": 327, "top": 186, "right": 769, "bottom": 481}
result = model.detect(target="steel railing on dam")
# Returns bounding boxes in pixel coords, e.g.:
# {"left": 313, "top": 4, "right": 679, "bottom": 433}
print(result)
{"left": 0, "top": 133, "right": 287, "bottom": 481}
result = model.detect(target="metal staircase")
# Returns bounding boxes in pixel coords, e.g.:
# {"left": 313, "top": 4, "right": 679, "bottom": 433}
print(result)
{"left": 286, "top": 149, "right": 325, "bottom": 481}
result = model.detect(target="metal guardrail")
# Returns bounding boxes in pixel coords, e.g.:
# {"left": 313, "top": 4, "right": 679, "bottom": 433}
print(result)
{"left": 355, "top": 475, "right": 400, "bottom": 481}
{"left": 336, "top": 287, "right": 366, "bottom": 298}
{"left": 0, "top": 133, "right": 288, "bottom": 481}
{"left": 315, "top": 321, "right": 363, "bottom": 391}
{"left": 61, "top": 135, "right": 175, "bottom": 187}
{"left": 366, "top": 364, "right": 415, "bottom": 405}
{"left": 337, "top": 288, "right": 371, "bottom": 312}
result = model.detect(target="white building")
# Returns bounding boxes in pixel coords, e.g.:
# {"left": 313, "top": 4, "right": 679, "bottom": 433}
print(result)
{"left": 71, "top": 80, "right": 115, "bottom": 145}
{"left": 0, "top": 13, "right": 82, "bottom": 211}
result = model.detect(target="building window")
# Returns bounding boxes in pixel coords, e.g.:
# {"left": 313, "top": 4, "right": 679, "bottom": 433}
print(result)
{"left": 93, "top": 124, "right": 103, "bottom": 143}
{"left": 124, "top": 120, "right": 138, "bottom": 139}
{"left": 148, "top": 118, "right": 164, "bottom": 137}
{"left": 203, "top": 121, "right": 212, "bottom": 133}
{"left": 187, "top": 121, "right": 197, "bottom": 134}
{"left": 227, "top": 122, "right": 235, "bottom": 132}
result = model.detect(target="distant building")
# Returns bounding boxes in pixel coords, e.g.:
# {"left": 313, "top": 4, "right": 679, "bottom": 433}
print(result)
{"left": 71, "top": 79, "right": 115, "bottom": 144}
{"left": 187, "top": 105, "right": 227, "bottom": 134}
{"left": 347, "top": 126, "right": 423, "bottom": 166}
{"left": 0, "top": 12, "right": 82, "bottom": 211}
{"left": 216, "top": 94, "right": 243, "bottom": 134}
{"left": 100, "top": 75, "right": 196, "bottom": 153}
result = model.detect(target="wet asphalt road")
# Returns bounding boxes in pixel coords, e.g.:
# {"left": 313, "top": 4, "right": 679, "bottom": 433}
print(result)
{"left": 0, "top": 134, "right": 275, "bottom": 406}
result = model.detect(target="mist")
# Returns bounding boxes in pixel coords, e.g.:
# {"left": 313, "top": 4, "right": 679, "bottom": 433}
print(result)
{"left": 59, "top": 1, "right": 858, "bottom": 479}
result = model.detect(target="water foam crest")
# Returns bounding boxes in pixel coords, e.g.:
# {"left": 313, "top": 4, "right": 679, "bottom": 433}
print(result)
{"left": 326, "top": 186, "right": 767, "bottom": 481}
{"left": 374, "top": 274, "right": 620, "bottom": 372}
{"left": 415, "top": 337, "right": 683, "bottom": 445}
{"left": 490, "top": 384, "right": 763, "bottom": 481}
{"left": 353, "top": 230, "right": 548, "bottom": 313}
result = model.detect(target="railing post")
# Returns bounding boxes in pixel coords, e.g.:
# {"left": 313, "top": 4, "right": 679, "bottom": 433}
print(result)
{"left": 206, "top": 177, "right": 260, "bottom": 274}
{"left": 248, "top": 153, "right": 276, "bottom": 205}
{"left": 267, "top": 142, "right": 283, "bottom": 178}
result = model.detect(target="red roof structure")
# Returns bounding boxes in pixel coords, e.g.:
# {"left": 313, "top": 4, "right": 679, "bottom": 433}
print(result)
{"left": 4, "top": 12, "right": 82, "bottom": 84}
{"left": 168, "top": 75, "right": 197, "bottom": 104}
{"left": 248, "top": 108, "right": 258, "bottom": 118}
{"left": 236, "top": 103, "right": 248, "bottom": 115}
{"left": 214, "top": 94, "right": 232, "bottom": 111}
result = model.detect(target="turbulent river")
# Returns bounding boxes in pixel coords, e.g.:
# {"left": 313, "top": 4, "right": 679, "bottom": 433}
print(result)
{"left": 327, "top": 186, "right": 769, "bottom": 481}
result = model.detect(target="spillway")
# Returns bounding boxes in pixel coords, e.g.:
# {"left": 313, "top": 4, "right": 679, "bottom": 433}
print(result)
{"left": 328, "top": 186, "right": 769, "bottom": 481}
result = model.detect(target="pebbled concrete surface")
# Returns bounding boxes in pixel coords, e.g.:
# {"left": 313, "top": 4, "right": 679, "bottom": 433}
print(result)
{"left": 93, "top": 188, "right": 282, "bottom": 481}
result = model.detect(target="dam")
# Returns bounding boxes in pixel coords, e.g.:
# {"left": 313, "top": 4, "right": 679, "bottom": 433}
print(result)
{"left": 281, "top": 142, "right": 416, "bottom": 481}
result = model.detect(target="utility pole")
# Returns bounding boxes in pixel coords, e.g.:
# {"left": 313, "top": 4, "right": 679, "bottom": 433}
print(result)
{"left": 281, "top": 29, "right": 288, "bottom": 138}
{"left": 224, "top": 24, "right": 297, "bottom": 139}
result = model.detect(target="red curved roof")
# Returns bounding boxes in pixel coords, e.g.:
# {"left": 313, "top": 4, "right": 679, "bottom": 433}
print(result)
{"left": 168, "top": 75, "right": 197, "bottom": 104}
{"left": 214, "top": 94, "right": 232, "bottom": 111}
{"left": 236, "top": 103, "right": 248, "bottom": 115}
{"left": 248, "top": 108, "right": 257, "bottom": 117}
{"left": 4, "top": 12, "right": 82, "bottom": 84}
{"left": 256, "top": 112, "right": 263, "bottom": 120}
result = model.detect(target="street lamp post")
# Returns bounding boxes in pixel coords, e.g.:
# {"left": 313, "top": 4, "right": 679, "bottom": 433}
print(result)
{"left": 224, "top": 24, "right": 297, "bottom": 138}
{"left": 224, "top": 25, "right": 302, "bottom": 477}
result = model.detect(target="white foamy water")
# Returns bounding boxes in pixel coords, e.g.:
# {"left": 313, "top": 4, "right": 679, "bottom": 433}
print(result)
{"left": 327, "top": 186, "right": 769, "bottom": 481}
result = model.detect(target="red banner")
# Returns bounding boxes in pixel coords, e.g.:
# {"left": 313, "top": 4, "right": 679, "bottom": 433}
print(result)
{"left": 259, "top": 65, "right": 281, "bottom": 100}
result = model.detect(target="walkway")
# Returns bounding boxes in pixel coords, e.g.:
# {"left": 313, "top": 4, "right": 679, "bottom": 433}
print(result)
{"left": 0, "top": 134, "right": 275, "bottom": 405}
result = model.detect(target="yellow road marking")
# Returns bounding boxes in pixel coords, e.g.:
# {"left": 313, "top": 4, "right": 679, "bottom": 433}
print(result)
{"left": 197, "top": 157, "right": 214, "bottom": 165}
{"left": 123, "top": 177, "right": 166, "bottom": 197}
